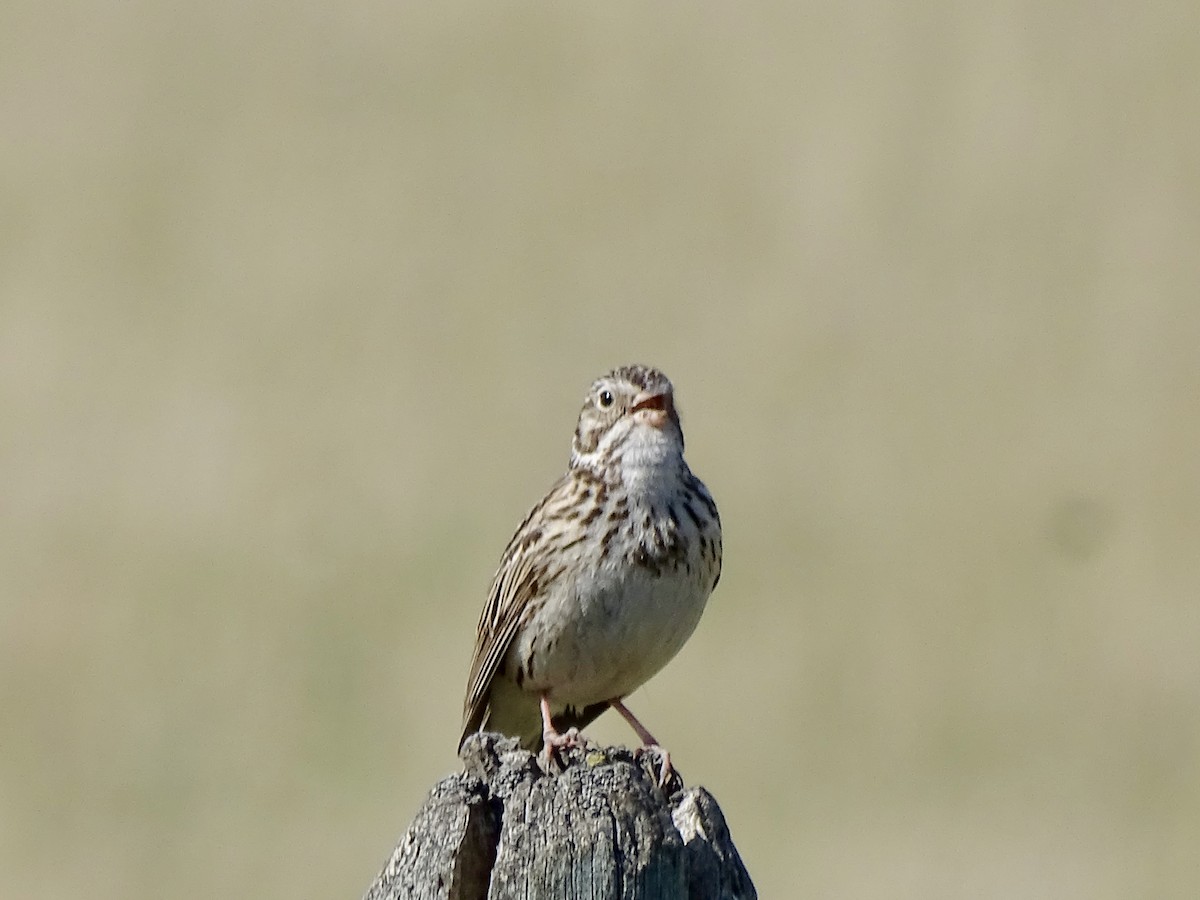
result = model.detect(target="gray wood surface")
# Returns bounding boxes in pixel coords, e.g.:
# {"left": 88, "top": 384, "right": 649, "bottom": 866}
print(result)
{"left": 364, "top": 733, "right": 756, "bottom": 900}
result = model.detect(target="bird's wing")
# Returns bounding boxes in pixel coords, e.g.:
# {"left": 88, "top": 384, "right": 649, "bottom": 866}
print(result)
{"left": 458, "top": 474, "right": 571, "bottom": 749}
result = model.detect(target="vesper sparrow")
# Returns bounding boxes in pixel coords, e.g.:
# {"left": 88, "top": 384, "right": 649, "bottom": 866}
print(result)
{"left": 459, "top": 365, "right": 722, "bottom": 779}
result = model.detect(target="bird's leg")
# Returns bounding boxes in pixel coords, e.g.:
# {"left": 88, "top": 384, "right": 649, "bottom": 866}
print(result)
{"left": 539, "top": 695, "right": 581, "bottom": 766}
{"left": 609, "top": 698, "right": 673, "bottom": 786}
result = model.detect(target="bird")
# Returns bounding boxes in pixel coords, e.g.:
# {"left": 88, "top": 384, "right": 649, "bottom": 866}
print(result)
{"left": 459, "top": 364, "right": 722, "bottom": 781}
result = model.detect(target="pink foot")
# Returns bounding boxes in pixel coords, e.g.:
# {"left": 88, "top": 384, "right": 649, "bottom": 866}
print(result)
{"left": 610, "top": 698, "right": 675, "bottom": 787}
{"left": 539, "top": 695, "right": 583, "bottom": 768}
{"left": 542, "top": 725, "right": 583, "bottom": 762}
{"left": 633, "top": 743, "right": 674, "bottom": 787}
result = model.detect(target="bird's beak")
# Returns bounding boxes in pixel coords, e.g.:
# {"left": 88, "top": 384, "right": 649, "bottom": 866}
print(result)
{"left": 630, "top": 392, "right": 675, "bottom": 428}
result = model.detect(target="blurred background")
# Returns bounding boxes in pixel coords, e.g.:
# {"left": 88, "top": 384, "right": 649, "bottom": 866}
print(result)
{"left": 2, "top": 1, "right": 1198, "bottom": 897}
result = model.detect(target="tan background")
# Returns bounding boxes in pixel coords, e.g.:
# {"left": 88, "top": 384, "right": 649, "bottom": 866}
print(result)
{"left": 3, "top": 2, "right": 1198, "bottom": 897}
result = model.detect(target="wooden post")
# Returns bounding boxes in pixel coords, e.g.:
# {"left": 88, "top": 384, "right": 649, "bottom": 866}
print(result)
{"left": 364, "top": 732, "right": 757, "bottom": 900}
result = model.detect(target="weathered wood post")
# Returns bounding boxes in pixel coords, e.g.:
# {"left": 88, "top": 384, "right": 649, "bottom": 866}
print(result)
{"left": 363, "top": 733, "right": 756, "bottom": 900}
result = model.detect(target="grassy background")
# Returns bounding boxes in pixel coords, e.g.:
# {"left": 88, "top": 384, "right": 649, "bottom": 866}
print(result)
{"left": 3, "top": 2, "right": 1198, "bottom": 897}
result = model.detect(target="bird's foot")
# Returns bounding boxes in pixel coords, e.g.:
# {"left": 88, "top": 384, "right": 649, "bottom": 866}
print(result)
{"left": 633, "top": 743, "right": 674, "bottom": 787}
{"left": 608, "top": 698, "right": 675, "bottom": 788}
{"left": 541, "top": 725, "right": 583, "bottom": 769}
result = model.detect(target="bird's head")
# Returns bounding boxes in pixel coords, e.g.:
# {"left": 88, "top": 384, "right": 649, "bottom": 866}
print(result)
{"left": 570, "top": 364, "right": 684, "bottom": 474}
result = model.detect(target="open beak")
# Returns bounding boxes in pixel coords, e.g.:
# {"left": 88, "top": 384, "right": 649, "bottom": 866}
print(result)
{"left": 630, "top": 392, "right": 675, "bottom": 428}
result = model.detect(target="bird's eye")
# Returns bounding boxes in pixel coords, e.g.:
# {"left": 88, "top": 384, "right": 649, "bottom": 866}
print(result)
{"left": 598, "top": 389, "right": 614, "bottom": 409}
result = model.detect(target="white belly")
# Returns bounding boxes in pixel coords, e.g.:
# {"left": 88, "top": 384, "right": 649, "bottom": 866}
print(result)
{"left": 511, "top": 542, "right": 713, "bottom": 706}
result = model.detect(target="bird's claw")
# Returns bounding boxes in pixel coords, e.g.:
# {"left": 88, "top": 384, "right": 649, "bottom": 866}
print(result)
{"left": 634, "top": 743, "right": 674, "bottom": 788}
{"left": 541, "top": 726, "right": 583, "bottom": 769}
